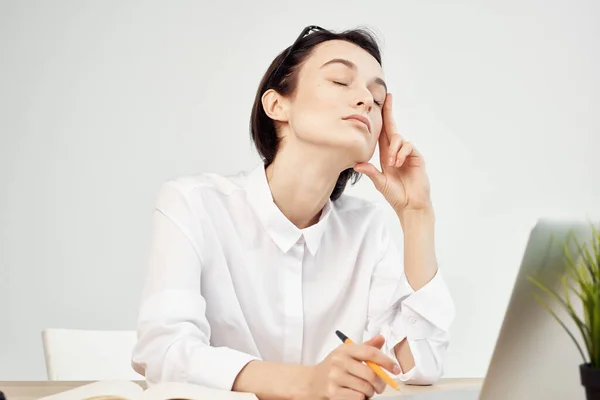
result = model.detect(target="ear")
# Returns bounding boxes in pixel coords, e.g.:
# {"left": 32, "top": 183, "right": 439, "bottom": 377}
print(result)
{"left": 261, "top": 89, "right": 289, "bottom": 122}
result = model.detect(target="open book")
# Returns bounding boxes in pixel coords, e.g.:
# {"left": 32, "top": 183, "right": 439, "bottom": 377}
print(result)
{"left": 40, "top": 380, "right": 258, "bottom": 400}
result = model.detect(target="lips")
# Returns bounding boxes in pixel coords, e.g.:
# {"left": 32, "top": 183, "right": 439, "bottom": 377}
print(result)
{"left": 343, "top": 114, "right": 371, "bottom": 133}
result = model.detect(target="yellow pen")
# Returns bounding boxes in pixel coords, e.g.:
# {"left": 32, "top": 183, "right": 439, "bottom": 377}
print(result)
{"left": 335, "top": 330, "right": 400, "bottom": 391}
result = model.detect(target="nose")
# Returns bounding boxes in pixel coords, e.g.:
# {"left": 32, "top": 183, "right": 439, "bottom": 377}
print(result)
{"left": 354, "top": 89, "right": 374, "bottom": 112}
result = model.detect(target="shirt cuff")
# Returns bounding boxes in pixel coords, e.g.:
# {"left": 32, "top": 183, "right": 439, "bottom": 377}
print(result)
{"left": 394, "top": 270, "right": 455, "bottom": 340}
{"left": 187, "top": 346, "right": 261, "bottom": 391}
{"left": 395, "top": 365, "right": 417, "bottom": 383}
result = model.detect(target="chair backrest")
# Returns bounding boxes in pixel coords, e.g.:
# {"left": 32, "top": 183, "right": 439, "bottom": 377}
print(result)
{"left": 41, "top": 328, "right": 144, "bottom": 381}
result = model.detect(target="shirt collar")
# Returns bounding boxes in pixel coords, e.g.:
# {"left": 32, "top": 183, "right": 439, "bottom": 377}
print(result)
{"left": 245, "top": 162, "right": 333, "bottom": 255}
{"left": 302, "top": 199, "right": 333, "bottom": 255}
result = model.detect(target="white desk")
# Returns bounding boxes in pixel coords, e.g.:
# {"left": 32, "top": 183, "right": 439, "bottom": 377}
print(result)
{"left": 0, "top": 379, "right": 483, "bottom": 400}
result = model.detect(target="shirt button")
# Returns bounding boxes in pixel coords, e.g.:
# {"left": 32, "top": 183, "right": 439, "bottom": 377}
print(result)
{"left": 408, "top": 317, "right": 417, "bottom": 325}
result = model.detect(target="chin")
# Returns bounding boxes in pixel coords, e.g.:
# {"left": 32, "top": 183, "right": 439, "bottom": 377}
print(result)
{"left": 340, "top": 145, "right": 375, "bottom": 168}
{"left": 341, "top": 133, "right": 375, "bottom": 161}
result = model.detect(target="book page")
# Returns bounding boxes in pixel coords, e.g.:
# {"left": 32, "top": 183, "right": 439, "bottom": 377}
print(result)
{"left": 142, "top": 382, "right": 258, "bottom": 400}
{"left": 39, "top": 380, "right": 144, "bottom": 400}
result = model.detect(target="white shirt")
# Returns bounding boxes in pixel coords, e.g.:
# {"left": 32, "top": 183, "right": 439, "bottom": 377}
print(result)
{"left": 131, "top": 162, "right": 455, "bottom": 391}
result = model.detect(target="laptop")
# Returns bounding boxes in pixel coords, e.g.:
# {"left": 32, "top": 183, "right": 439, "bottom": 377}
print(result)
{"left": 384, "top": 218, "right": 596, "bottom": 399}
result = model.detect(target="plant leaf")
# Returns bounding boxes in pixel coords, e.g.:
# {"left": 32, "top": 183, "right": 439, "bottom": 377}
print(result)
{"left": 573, "top": 236, "right": 596, "bottom": 284}
{"left": 592, "top": 293, "right": 600, "bottom": 367}
{"left": 532, "top": 292, "right": 588, "bottom": 363}
{"left": 528, "top": 276, "right": 590, "bottom": 338}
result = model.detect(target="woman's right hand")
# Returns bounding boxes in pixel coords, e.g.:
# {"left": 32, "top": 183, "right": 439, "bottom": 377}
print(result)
{"left": 300, "top": 334, "right": 401, "bottom": 400}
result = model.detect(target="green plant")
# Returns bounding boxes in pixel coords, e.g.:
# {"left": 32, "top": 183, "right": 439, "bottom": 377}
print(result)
{"left": 528, "top": 223, "right": 600, "bottom": 369}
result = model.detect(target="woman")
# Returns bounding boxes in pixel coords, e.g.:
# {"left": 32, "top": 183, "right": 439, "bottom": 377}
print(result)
{"left": 132, "top": 26, "right": 455, "bottom": 400}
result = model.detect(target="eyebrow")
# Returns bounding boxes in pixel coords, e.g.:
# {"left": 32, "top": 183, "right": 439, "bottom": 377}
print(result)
{"left": 320, "top": 58, "right": 387, "bottom": 93}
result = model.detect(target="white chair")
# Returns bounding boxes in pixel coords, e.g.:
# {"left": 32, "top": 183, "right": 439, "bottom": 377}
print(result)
{"left": 41, "top": 328, "right": 144, "bottom": 381}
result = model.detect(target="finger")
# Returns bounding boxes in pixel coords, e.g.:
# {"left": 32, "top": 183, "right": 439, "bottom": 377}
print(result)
{"left": 378, "top": 124, "right": 390, "bottom": 160}
{"left": 347, "top": 344, "right": 400, "bottom": 375}
{"left": 346, "top": 359, "right": 386, "bottom": 394}
{"left": 334, "top": 369, "right": 376, "bottom": 399}
{"left": 383, "top": 93, "right": 401, "bottom": 142}
{"left": 395, "top": 140, "right": 414, "bottom": 168}
{"left": 387, "top": 134, "right": 403, "bottom": 167}
{"left": 353, "top": 162, "right": 386, "bottom": 191}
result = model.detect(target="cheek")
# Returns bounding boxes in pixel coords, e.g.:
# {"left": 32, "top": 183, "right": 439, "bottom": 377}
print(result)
{"left": 295, "top": 103, "right": 336, "bottom": 129}
{"left": 309, "top": 84, "right": 340, "bottom": 115}
{"left": 373, "top": 116, "right": 384, "bottom": 137}
{"left": 293, "top": 87, "right": 340, "bottom": 128}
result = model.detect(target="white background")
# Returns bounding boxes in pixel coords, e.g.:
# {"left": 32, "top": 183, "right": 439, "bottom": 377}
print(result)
{"left": 1, "top": 0, "right": 599, "bottom": 380}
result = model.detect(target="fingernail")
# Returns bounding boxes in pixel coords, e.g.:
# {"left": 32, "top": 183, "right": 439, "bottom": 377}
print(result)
{"left": 388, "top": 157, "right": 394, "bottom": 166}
{"left": 393, "top": 365, "right": 401, "bottom": 374}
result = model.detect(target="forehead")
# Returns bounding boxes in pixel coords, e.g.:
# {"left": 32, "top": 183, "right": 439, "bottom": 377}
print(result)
{"left": 301, "top": 39, "right": 384, "bottom": 78}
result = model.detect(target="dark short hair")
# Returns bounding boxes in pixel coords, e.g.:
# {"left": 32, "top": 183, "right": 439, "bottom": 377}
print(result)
{"left": 250, "top": 26, "right": 383, "bottom": 201}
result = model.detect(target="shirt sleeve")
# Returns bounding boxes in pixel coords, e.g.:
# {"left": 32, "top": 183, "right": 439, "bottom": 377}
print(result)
{"left": 131, "top": 182, "right": 260, "bottom": 391}
{"left": 365, "top": 207, "right": 455, "bottom": 386}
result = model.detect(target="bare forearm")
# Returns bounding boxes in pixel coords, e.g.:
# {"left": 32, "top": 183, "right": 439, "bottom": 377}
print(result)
{"left": 398, "top": 206, "right": 438, "bottom": 291}
{"left": 232, "top": 360, "right": 311, "bottom": 400}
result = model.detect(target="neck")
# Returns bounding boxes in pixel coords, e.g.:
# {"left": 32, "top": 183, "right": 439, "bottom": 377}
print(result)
{"left": 265, "top": 144, "right": 347, "bottom": 229}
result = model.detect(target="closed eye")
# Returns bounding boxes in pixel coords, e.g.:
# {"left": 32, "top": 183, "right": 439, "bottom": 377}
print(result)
{"left": 333, "top": 81, "right": 383, "bottom": 107}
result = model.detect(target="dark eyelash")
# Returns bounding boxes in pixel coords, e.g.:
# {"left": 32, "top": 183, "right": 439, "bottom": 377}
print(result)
{"left": 334, "top": 81, "right": 383, "bottom": 107}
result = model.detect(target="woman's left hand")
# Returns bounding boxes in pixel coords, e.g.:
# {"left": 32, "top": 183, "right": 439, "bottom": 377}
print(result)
{"left": 354, "top": 93, "right": 432, "bottom": 214}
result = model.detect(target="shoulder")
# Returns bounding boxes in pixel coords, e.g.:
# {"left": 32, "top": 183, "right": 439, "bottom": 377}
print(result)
{"left": 333, "top": 193, "right": 393, "bottom": 235}
{"left": 332, "top": 194, "right": 398, "bottom": 262}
